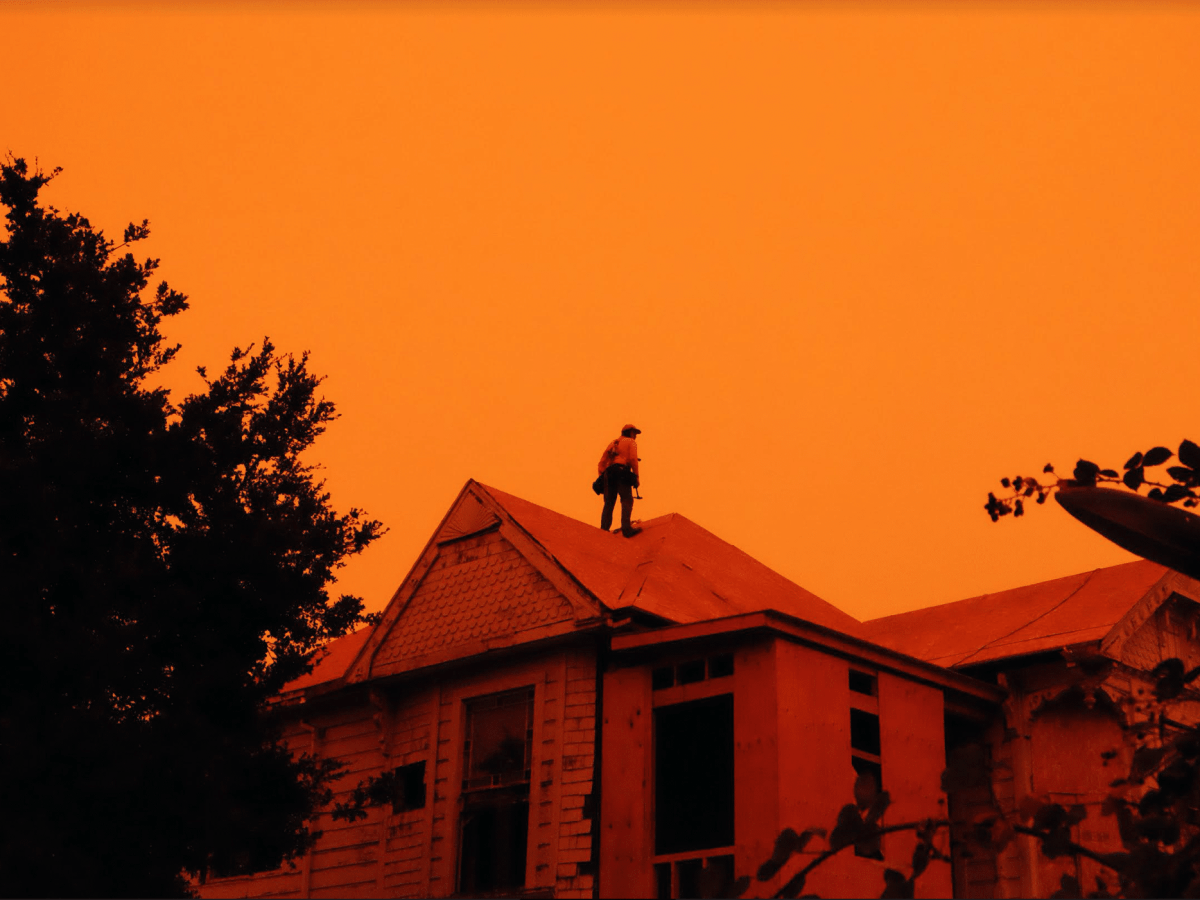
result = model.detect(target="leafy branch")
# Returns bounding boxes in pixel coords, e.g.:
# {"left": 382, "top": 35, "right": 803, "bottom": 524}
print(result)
{"left": 986, "top": 440, "right": 1200, "bottom": 521}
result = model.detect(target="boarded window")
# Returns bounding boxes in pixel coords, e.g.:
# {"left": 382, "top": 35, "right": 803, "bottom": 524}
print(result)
{"left": 654, "top": 694, "right": 735, "bottom": 855}
{"left": 459, "top": 687, "right": 534, "bottom": 893}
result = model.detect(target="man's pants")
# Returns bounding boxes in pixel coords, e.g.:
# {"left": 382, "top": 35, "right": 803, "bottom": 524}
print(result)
{"left": 600, "top": 468, "right": 635, "bottom": 535}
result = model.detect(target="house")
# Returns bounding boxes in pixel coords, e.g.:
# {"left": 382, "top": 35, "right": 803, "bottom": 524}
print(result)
{"left": 197, "top": 481, "right": 1200, "bottom": 899}
{"left": 864, "top": 561, "right": 1200, "bottom": 899}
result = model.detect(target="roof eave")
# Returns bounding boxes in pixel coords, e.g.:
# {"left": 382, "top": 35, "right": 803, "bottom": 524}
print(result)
{"left": 611, "top": 609, "right": 1006, "bottom": 706}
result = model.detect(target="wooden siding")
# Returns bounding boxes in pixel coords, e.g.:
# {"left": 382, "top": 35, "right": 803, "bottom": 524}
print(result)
{"left": 199, "top": 644, "right": 599, "bottom": 900}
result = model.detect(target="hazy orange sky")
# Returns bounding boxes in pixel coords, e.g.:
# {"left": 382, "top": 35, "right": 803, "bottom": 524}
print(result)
{"left": 5, "top": 1, "right": 1199, "bottom": 621}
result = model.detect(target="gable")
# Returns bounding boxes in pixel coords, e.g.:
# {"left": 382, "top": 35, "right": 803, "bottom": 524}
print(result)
{"left": 1110, "top": 594, "right": 1200, "bottom": 673}
{"left": 367, "top": 528, "right": 579, "bottom": 678}
{"left": 345, "top": 482, "right": 608, "bottom": 684}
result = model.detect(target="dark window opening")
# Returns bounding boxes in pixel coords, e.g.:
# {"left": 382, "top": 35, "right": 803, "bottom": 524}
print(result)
{"left": 459, "top": 790, "right": 529, "bottom": 893}
{"left": 677, "top": 858, "right": 704, "bottom": 898}
{"left": 655, "top": 694, "right": 735, "bottom": 855}
{"left": 459, "top": 687, "right": 534, "bottom": 894}
{"left": 850, "top": 706, "right": 883, "bottom": 860}
{"left": 677, "top": 659, "right": 706, "bottom": 685}
{"left": 655, "top": 863, "right": 672, "bottom": 899}
{"left": 850, "top": 708, "right": 881, "bottom": 757}
{"left": 849, "top": 669, "right": 877, "bottom": 696}
{"left": 653, "top": 666, "right": 675, "bottom": 690}
{"left": 708, "top": 654, "right": 735, "bottom": 679}
{"left": 393, "top": 761, "right": 426, "bottom": 812}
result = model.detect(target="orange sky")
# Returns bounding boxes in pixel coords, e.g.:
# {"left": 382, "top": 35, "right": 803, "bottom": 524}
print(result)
{"left": 5, "top": 1, "right": 1199, "bottom": 621}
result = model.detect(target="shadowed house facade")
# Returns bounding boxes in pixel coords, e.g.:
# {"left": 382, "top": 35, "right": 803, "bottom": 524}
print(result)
{"left": 197, "top": 482, "right": 1200, "bottom": 900}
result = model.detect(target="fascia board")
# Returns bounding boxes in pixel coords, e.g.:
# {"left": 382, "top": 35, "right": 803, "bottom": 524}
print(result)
{"left": 612, "top": 610, "right": 1005, "bottom": 706}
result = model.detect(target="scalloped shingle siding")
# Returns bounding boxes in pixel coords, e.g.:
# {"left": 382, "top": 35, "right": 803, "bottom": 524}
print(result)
{"left": 373, "top": 530, "right": 575, "bottom": 670}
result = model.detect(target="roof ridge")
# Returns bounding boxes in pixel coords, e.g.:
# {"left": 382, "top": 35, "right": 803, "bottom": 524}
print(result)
{"left": 863, "top": 559, "right": 1160, "bottom": 624}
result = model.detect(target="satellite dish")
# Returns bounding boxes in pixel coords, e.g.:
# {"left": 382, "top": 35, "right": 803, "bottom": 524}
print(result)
{"left": 1055, "top": 485, "right": 1200, "bottom": 581}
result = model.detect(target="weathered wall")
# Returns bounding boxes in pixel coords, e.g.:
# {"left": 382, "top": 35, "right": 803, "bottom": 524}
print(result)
{"left": 876, "top": 672, "right": 950, "bottom": 899}
{"left": 198, "top": 643, "right": 599, "bottom": 900}
{"left": 598, "top": 662, "right": 654, "bottom": 899}
{"left": 779, "top": 644, "right": 949, "bottom": 899}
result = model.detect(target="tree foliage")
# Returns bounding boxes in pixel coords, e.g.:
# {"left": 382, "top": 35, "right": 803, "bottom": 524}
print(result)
{"left": 986, "top": 440, "right": 1200, "bottom": 521}
{"left": 0, "top": 158, "right": 382, "bottom": 897}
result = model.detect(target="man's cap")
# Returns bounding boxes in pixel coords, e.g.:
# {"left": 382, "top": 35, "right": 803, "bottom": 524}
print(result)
{"left": 621, "top": 423, "right": 642, "bottom": 435}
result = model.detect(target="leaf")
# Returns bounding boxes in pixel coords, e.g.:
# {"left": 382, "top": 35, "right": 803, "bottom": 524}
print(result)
{"left": 1148, "top": 487, "right": 1164, "bottom": 501}
{"left": 1074, "top": 459, "right": 1100, "bottom": 485}
{"left": 854, "top": 769, "right": 879, "bottom": 811}
{"left": 990, "top": 817, "right": 1015, "bottom": 852}
{"left": 1167, "top": 466, "right": 1195, "bottom": 483}
{"left": 1050, "top": 873, "right": 1083, "bottom": 899}
{"left": 1123, "top": 467, "right": 1144, "bottom": 491}
{"left": 881, "top": 869, "right": 914, "bottom": 899}
{"left": 1018, "top": 794, "right": 1049, "bottom": 822}
{"left": 1178, "top": 439, "right": 1200, "bottom": 470}
{"left": 864, "top": 790, "right": 891, "bottom": 826}
{"left": 1099, "top": 469, "right": 1119, "bottom": 478}
{"left": 1125, "top": 451, "right": 1144, "bottom": 470}
{"left": 1044, "top": 463, "right": 1055, "bottom": 474}
{"left": 828, "top": 804, "right": 864, "bottom": 851}
{"left": 757, "top": 827, "right": 822, "bottom": 881}
{"left": 911, "top": 840, "right": 931, "bottom": 878}
{"left": 1152, "top": 658, "right": 1185, "bottom": 699}
{"left": 1143, "top": 446, "right": 1173, "bottom": 466}
{"left": 1163, "top": 484, "right": 1189, "bottom": 504}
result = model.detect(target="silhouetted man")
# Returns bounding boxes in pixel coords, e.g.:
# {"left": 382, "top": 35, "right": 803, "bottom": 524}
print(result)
{"left": 598, "top": 424, "right": 642, "bottom": 538}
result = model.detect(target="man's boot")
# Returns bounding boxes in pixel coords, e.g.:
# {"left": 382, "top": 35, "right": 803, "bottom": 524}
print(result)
{"left": 620, "top": 504, "right": 641, "bottom": 538}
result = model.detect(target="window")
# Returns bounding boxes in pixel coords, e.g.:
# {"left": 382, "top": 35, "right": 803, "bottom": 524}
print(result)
{"left": 651, "top": 654, "right": 735, "bottom": 691}
{"left": 654, "top": 694, "right": 735, "bottom": 855}
{"left": 849, "top": 669, "right": 877, "bottom": 696}
{"left": 849, "top": 673, "right": 883, "bottom": 859}
{"left": 459, "top": 687, "right": 534, "bottom": 894}
{"left": 392, "top": 761, "right": 426, "bottom": 812}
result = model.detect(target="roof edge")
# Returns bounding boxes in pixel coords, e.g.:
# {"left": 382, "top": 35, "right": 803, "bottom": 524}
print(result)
{"left": 612, "top": 609, "right": 1006, "bottom": 705}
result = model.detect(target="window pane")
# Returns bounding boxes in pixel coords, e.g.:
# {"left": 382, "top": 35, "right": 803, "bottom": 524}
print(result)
{"left": 677, "top": 659, "right": 706, "bottom": 685}
{"left": 654, "top": 694, "right": 735, "bottom": 854}
{"left": 652, "top": 666, "right": 675, "bottom": 690}
{"left": 848, "top": 670, "right": 877, "bottom": 696}
{"left": 850, "top": 708, "right": 881, "bottom": 757}
{"left": 465, "top": 688, "right": 533, "bottom": 789}
{"left": 708, "top": 654, "right": 734, "bottom": 679}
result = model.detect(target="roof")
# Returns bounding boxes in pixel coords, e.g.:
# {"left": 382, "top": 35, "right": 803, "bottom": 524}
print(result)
{"left": 860, "top": 560, "right": 1170, "bottom": 668}
{"left": 281, "top": 628, "right": 371, "bottom": 693}
{"left": 476, "top": 483, "right": 865, "bottom": 637}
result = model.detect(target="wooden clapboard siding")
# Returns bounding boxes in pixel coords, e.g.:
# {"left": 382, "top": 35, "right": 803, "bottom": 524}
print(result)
{"left": 555, "top": 646, "right": 598, "bottom": 899}
{"left": 199, "top": 641, "right": 604, "bottom": 900}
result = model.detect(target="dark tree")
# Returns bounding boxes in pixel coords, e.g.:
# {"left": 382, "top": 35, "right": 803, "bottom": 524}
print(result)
{"left": 0, "top": 158, "right": 382, "bottom": 897}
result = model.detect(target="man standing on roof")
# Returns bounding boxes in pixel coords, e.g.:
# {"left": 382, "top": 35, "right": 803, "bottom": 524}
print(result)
{"left": 598, "top": 424, "right": 642, "bottom": 538}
